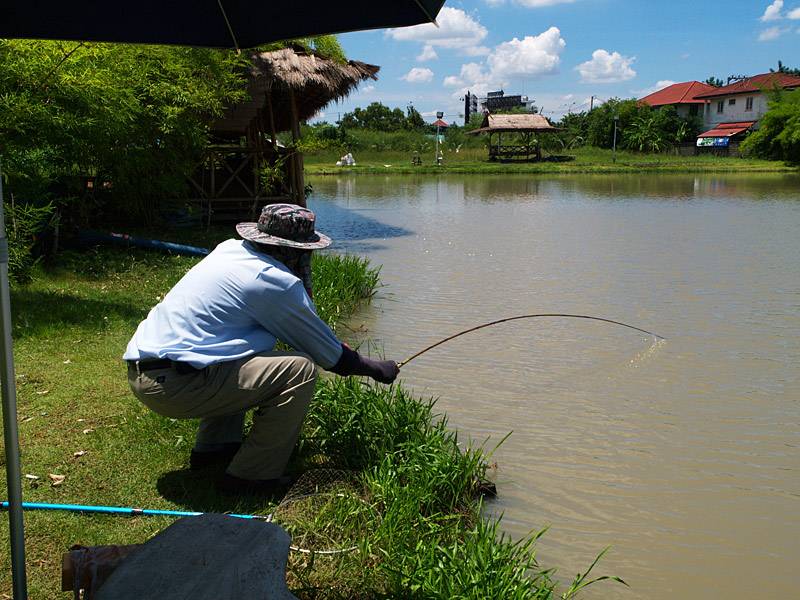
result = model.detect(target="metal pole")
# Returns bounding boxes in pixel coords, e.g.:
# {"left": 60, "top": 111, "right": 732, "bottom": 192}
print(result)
{"left": 613, "top": 115, "right": 619, "bottom": 163}
{"left": 0, "top": 158, "right": 28, "bottom": 600}
{"left": 435, "top": 121, "right": 440, "bottom": 164}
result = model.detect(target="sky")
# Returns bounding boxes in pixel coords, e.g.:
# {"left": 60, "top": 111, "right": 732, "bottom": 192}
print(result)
{"left": 311, "top": 0, "right": 800, "bottom": 126}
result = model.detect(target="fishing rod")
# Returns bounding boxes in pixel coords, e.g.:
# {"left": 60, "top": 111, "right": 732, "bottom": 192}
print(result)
{"left": 397, "top": 313, "right": 665, "bottom": 368}
{"left": 1, "top": 501, "right": 266, "bottom": 520}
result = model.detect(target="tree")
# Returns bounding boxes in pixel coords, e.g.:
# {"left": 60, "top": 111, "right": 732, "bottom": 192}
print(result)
{"left": 770, "top": 60, "right": 800, "bottom": 77}
{"left": 704, "top": 76, "right": 724, "bottom": 88}
{"left": 585, "top": 98, "right": 647, "bottom": 149}
{"left": 0, "top": 36, "right": 346, "bottom": 227}
{"left": 339, "top": 102, "right": 429, "bottom": 132}
{"left": 622, "top": 115, "right": 668, "bottom": 152}
{"left": 556, "top": 111, "right": 589, "bottom": 148}
{"left": 739, "top": 88, "right": 800, "bottom": 165}
{"left": 403, "top": 105, "right": 426, "bottom": 130}
{"left": 340, "top": 102, "right": 407, "bottom": 132}
{"left": 0, "top": 40, "right": 245, "bottom": 224}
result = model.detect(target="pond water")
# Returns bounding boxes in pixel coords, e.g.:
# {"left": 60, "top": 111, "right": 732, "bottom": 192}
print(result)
{"left": 307, "top": 173, "right": 800, "bottom": 600}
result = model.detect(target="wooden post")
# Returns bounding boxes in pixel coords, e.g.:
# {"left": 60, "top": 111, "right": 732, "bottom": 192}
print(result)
{"left": 265, "top": 90, "right": 278, "bottom": 148}
{"left": 288, "top": 87, "right": 306, "bottom": 207}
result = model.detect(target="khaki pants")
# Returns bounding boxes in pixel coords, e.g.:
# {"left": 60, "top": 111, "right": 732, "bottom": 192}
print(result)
{"left": 128, "top": 352, "right": 317, "bottom": 480}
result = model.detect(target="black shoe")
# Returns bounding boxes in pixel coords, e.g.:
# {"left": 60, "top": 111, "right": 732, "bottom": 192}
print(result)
{"left": 217, "top": 472, "right": 293, "bottom": 494}
{"left": 189, "top": 442, "right": 242, "bottom": 470}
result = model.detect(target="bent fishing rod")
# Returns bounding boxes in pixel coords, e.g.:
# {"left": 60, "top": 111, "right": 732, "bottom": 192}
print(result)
{"left": 397, "top": 313, "right": 665, "bottom": 369}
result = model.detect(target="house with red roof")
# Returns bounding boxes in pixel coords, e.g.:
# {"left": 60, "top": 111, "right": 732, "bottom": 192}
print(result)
{"left": 640, "top": 72, "right": 800, "bottom": 154}
{"left": 639, "top": 81, "right": 716, "bottom": 120}
{"left": 693, "top": 72, "right": 800, "bottom": 129}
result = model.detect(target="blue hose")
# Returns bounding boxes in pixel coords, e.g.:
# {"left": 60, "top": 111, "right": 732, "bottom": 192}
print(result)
{"left": 77, "top": 230, "right": 210, "bottom": 258}
{"left": 2, "top": 501, "right": 265, "bottom": 520}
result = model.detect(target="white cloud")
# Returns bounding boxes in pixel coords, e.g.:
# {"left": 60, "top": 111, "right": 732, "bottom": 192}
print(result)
{"left": 443, "top": 75, "right": 463, "bottom": 87}
{"left": 761, "top": 0, "right": 783, "bottom": 21}
{"left": 387, "top": 7, "right": 488, "bottom": 52}
{"left": 788, "top": 6, "right": 800, "bottom": 18}
{"left": 417, "top": 44, "right": 438, "bottom": 62}
{"left": 399, "top": 67, "right": 434, "bottom": 83}
{"left": 758, "top": 25, "right": 788, "bottom": 39}
{"left": 360, "top": 85, "right": 375, "bottom": 93}
{"left": 633, "top": 80, "right": 678, "bottom": 97}
{"left": 574, "top": 49, "right": 636, "bottom": 83}
{"left": 486, "top": 27, "right": 566, "bottom": 82}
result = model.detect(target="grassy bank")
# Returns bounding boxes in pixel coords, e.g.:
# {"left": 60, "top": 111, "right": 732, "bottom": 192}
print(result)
{"left": 1, "top": 234, "right": 623, "bottom": 598}
{"left": 303, "top": 145, "right": 796, "bottom": 175}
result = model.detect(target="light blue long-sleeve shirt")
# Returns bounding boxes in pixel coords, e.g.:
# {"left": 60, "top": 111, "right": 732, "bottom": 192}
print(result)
{"left": 123, "top": 239, "right": 343, "bottom": 370}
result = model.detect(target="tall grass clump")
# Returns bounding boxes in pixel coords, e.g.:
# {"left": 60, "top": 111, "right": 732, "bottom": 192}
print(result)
{"left": 311, "top": 252, "right": 381, "bottom": 329}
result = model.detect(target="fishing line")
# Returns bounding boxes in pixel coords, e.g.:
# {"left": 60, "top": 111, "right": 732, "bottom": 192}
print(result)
{"left": 397, "top": 313, "right": 665, "bottom": 368}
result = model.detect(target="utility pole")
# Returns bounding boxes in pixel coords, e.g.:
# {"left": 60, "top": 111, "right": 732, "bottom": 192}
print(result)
{"left": 590, "top": 95, "right": 595, "bottom": 111}
{"left": 612, "top": 114, "right": 619, "bottom": 163}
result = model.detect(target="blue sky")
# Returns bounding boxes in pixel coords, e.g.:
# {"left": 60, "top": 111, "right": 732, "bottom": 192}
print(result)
{"left": 312, "top": 0, "right": 800, "bottom": 125}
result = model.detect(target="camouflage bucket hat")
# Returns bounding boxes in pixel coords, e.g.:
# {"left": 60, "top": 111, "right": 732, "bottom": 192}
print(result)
{"left": 236, "top": 203, "right": 332, "bottom": 249}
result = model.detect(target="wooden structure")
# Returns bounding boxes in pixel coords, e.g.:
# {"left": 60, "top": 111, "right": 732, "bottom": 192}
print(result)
{"left": 187, "top": 46, "right": 378, "bottom": 221}
{"left": 467, "top": 113, "right": 563, "bottom": 162}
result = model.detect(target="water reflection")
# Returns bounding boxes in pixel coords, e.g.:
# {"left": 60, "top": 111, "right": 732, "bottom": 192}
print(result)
{"left": 308, "top": 197, "right": 413, "bottom": 252}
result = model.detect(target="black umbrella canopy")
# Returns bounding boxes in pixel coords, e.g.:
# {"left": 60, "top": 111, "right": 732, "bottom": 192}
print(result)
{"left": 0, "top": 0, "right": 446, "bottom": 49}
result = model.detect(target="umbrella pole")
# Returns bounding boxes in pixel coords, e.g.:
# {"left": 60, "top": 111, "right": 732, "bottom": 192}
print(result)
{"left": 0, "top": 158, "right": 28, "bottom": 600}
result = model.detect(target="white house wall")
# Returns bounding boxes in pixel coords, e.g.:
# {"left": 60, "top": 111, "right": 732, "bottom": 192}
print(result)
{"left": 702, "top": 93, "right": 769, "bottom": 129}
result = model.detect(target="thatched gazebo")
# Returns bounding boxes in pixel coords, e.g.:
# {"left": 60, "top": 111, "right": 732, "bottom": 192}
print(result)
{"left": 467, "top": 113, "right": 563, "bottom": 162}
{"left": 187, "top": 46, "right": 379, "bottom": 221}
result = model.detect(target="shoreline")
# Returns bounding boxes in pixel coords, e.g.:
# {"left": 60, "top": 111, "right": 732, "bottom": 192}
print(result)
{"left": 301, "top": 147, "right": 798, "bottom": 176}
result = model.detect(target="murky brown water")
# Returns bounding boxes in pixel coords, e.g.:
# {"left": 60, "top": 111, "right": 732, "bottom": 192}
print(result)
{"left": 309, "top": 173, "right": 800, "bottom": 600}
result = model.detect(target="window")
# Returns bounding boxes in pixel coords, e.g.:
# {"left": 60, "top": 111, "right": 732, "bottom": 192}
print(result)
{"left": 690, "top": 105, "right": 699, "bottom": 116}
{"left": 717, "top": 100, "right": 724, "bottom": 114}
{"left": 746, "top": 96, "right": 754, "bottom": 111}
{"left": 728, "top": 98, "right": 736, "bottom": 106}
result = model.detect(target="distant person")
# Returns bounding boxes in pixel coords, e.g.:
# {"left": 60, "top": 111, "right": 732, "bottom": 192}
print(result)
{"left": 124, "top": 203, "right": 398, "bottom": 493}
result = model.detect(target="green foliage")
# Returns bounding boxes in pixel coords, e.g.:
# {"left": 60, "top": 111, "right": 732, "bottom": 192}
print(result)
{"left": 557, "top": 101, "right": 702, "bottom": 154}
{"left": 339, "top": 102, "right": 427, "bottom": 132}
{"left": 3, "top": 197, "right": 57, "bottom": 283}
{"left": 704, "top": 76, "right": 724, "bottom": 88}
{"left": 739, "top": 88, "right": 800, "bottom": 164}
{"left": 621, "top": 115, "right": 667, "bottom": 152}
{"left": 770, "top": 60, "right": 800, "bottom": 78}
{"left": 443, "top": 123, "right": 468, "bottom": 152}
{"left": 343, "top": 128, "right": 433, "bottom": 153}
{"left": 311, "top": 252, "right": 380, "bottom": 328}
{"left": 584, "top": 98, "right": 648, "bottom": 149}
{"left": 0, "top": 40, "right": 245, "bottom": 225}
{"left": 404, "top": 105, "right": 426, "bottom": 130}
{"left": 555, "top": 112, "right": 589, "bottom": 149}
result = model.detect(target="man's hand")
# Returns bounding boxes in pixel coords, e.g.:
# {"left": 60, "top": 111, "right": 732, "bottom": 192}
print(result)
{"left": 361, "top": 357, "right": 399, "bottom": 384}
{"left": 329, "top": 344, "right": 399, "bottom": 384}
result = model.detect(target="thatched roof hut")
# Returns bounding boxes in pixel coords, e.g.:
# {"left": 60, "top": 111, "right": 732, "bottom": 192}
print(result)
{"left": 467, "top": 113, "right": 561, "bottom": 135}
{"left": 190, "top": 47, "right": 379, "bottom": 218}
{"left": 467, "top": 113, "right": 564, "bottom": 162}
{"left": 212, "top": 46, "right": 380, "bottom": 141}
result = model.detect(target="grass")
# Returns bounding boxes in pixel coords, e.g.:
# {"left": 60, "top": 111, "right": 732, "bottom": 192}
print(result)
{"left": 1, "top": 232, "right": 624, "bottom": 599}
{"left": 303, "top": 145, "right": 796, "bottom": 175}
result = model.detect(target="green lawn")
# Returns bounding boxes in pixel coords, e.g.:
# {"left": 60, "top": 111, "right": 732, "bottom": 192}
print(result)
{"left": 303, "top": 145, "right": 795, "bottom": 175}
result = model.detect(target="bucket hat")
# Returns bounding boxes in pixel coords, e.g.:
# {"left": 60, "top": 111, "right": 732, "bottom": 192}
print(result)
{"left": 236, "top": 203, "right": 331, "bottom": 249}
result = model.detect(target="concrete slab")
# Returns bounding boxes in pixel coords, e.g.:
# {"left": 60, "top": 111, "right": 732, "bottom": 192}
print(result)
{"left": 95, "top": 513, "right": 297, "bottom": 600}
